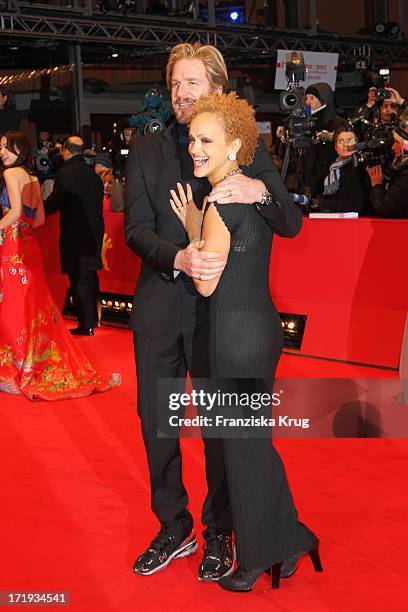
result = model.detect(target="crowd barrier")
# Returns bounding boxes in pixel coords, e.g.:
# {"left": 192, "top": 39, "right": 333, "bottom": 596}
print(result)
{"left": 37, "top": 212, "right": 408, "bottom": 369}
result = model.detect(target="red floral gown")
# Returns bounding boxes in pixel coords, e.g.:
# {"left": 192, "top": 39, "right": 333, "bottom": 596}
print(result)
{"left": 0, "top": 184, "right": 121, "bottom": 400}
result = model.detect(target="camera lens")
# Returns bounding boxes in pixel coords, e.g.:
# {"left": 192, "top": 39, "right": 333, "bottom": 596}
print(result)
{"left": 279, "top": 89, "right": 302, "bottom": 111}
{"left": 376, "top": 88, "right": 391, "bottom": 101}
{"left": 284, "top": 92, "right": 299, "bottom": 108}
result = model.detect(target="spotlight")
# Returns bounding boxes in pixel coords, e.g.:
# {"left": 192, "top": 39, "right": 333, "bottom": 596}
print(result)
{"left": 374, "top": 22, "right": 386, "bottom": 35}
{"left": 386, "top": 22, "right": 400, "bottom": 38}
{"left": 279, "top": 313, "right": 307, "bottom": 350}
{"left": 372, "top": 21, "right": 400, "bottom": 38}
{"left": 111, "top": 53, "right": 119, "bottom": 59}
{"left": 98, "top": 292, "right": 134, "bottom": 323}
{"left": 227, "top": 9, "right": 244, "bottom": 23}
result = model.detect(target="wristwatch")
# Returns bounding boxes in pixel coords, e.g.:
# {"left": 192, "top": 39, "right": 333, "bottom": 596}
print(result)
{"left": 256, "top": 190, "right": 281, "bottom": 210}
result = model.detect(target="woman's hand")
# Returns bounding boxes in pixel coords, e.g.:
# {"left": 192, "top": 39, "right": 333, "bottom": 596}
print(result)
{"left": 366, "top": 165, "right": 384, "bottom": 187}
{"left": 170, "top": 182, "right": 203, "bottom": 242}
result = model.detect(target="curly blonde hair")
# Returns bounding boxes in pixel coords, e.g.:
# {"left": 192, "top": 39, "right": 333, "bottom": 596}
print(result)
{"left": 189, "top": 91, "right": 258, "bottom": 166}
{"left": 166, "top": 43, "right": 228, "bottom": 93}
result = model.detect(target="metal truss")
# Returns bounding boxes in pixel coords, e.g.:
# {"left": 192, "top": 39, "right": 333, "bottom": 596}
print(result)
{"left": 0, "top": 9, "right": 407, "bottom": 63}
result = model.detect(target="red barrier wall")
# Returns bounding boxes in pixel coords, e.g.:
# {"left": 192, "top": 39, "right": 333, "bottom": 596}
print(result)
{"left": 38, "top": 212, "right": 408, "bottom": 369}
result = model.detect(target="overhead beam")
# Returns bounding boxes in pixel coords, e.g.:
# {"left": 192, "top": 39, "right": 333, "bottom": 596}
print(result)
{"left": 0, "top": 10, "right": 407, "bottom": 63}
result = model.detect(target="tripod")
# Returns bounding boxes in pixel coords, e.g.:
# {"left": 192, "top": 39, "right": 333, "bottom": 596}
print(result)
{"left": 280, "top": 139, "right": 307, "bottom": 191}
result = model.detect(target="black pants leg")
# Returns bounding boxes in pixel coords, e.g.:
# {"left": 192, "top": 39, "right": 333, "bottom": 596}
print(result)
{"left": 68, "top": 269, "right": 99, "bottom": 329}
{"left": 181, "top": 300, "right": 233, "bottom": 539}
{"left": 134, "top": 330, "right": 193, "bottom": 540}
{"left": 134, "top": 291, "right": 232, "bottom": 540}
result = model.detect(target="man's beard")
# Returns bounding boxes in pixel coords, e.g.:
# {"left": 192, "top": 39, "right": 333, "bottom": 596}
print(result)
{"left": 173, "top": 97, "right": 195, "bottom": 124}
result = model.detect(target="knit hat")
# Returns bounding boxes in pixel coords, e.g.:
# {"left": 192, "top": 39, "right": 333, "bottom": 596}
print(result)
{"left": 95, "top": 153, "right": 113, "bottom": 168}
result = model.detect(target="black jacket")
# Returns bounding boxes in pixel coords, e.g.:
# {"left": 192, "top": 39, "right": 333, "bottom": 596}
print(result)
{"left": 370, "top": 159, "right": 408, "bottom": 218}
{"left": 303, "top": 83, "right": 347, "bottom": 197}
{"left": 124, "top": 121, "right": 301, "bottom": 337}
{"left": 319, "top": 162, "right": 368, "bottom": 214}
{"left": 44, "top": 155, "right": 104, "bottom": 273}
{"left": 0, "top": 109, "right": 21, "bottom": 133}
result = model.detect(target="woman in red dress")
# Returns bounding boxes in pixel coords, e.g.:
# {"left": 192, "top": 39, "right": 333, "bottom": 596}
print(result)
{"left": 0, "top": 131, "right": 121, "bottom": 400}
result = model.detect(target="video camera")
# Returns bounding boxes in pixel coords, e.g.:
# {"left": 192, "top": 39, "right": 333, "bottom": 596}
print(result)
{"left": 353, "top": 128, "right": 394, "bottom": 168}
{"left": 36, "top": 142, "right": 63, "bottom": 182}
{"left": 279, "top": 52, "right": 315, "bottom": 148}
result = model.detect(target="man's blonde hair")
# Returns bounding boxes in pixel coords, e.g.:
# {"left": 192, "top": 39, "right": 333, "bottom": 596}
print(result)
{"left": 166, "top": 43, "right": 228, "bottom": 93}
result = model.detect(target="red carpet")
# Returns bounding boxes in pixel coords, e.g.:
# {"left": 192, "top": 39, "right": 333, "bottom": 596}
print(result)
{"left": 0, "top": 324, "right": 407, "bottom": 611}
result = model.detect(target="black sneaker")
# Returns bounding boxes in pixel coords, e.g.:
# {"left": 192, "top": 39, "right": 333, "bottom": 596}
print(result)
{"left": 198, "top": 532, "right": 235, "bottom": 581}
{"left": 133, "top": 529, "right": 198, "bottom": 576}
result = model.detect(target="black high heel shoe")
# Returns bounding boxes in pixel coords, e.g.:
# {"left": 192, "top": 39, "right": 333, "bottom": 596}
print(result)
{"left": 219, "top": 562, "right": 282, "bottom": 592}
{"left": 279, "top": 544, "right": 323, "bottom": 578}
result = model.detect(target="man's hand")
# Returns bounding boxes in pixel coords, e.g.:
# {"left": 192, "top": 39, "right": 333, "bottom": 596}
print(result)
{"left": 367, "top": 87, "right": 377, "bottom": 108}
{"left": 385, "top": 87, "right": 405, "bottom": 106}
{"left": 174, "top": 240, "right": 227, "bottom": 280}
{"left": 366, "top": 164, "right": 384, "bottom": 187}
{"left": 207, "top": 174, "right": 265, "bottom": 204}
{"left": 170, "top": 182, "right": 203, "bottom": 242}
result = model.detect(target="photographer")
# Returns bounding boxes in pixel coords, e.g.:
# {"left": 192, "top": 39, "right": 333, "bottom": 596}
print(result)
{"left": 367, "top": 110, "right": 408, "bottom": 218}
{"left": 302, "top": 83, "right": 346, "bottom": 197}
{"left": 360, "top": 86, "right": 407, "bottom": 126}
{"left": 318, "top": 128, "right": 368, "bottom": 214}
{"left": 109, "top": 121, "right": 136, "bottom": 178}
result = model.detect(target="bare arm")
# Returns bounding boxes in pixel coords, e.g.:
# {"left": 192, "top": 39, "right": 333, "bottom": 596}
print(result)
{"left": 194, "top": 203, "right": 230, "bottom": 297}
{"left": 0, "top": 169, "right": 23, "bottom": 230}
{"left": 170, "top": 185, "right": 227, "bottom": 280}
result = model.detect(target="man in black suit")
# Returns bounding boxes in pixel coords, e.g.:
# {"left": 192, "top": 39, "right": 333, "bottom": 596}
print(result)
{"left": 45, "top": 136, "right": 104, "bottom": 336}
{"left": 125, "top": 43, "right": 301, "bottom": 580}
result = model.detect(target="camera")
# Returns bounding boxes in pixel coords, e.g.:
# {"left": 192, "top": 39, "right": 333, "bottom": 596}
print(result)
{"left": 279, "top": 52, "right": 315, "bottom": 148}
{"left": 36, "top": 143, "right": 63, "bottom": 182}
{"left": 354, "top": 127, "right": 394, "bottom": 168}
{"left": 375, "top": 68, "right": 392, "bottom": 102}
{"left": 36, "top": 147, "right": 51, "bottom": 175}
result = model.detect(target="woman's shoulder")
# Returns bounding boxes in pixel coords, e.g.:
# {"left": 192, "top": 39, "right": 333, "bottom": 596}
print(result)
{"left": 206, "top": 202, "right": 255, "bottom": 234}
{"left": 3, "top": 166, "right": 36, "bottom": 179}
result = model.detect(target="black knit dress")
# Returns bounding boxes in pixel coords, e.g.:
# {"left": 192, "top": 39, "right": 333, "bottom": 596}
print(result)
{"left": 207, "top": 202, "right": 316, "bottom": 570}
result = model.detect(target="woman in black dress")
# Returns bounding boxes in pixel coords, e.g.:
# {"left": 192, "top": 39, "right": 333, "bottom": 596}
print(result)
{"left": 170, "top": 92, "right": 322, "bottom": 592}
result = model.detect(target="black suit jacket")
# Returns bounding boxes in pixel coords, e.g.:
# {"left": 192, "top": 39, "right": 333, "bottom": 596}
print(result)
{"left": 44, "top": 155, "right": 104, "bottom": 274}
{"left": 125, "top": 122, "right": 301, "bottom": 337}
